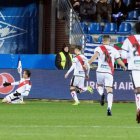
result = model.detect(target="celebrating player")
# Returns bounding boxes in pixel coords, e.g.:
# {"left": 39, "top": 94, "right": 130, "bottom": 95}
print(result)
{"left": 65, "top": 45, "right": 93, "bottom": 105}
{"left": 89, "top": 35, "right": 127, "bottom": 116}
{"left": 121, "top": 22, "right": 140, "bottom": 123}
{"left": 2, "top": 70, "right": 32, "bottom": 104}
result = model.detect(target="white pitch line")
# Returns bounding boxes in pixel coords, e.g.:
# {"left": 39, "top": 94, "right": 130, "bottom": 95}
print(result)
{"left": 0, "top": 125, "right": 140, "bottom": 129}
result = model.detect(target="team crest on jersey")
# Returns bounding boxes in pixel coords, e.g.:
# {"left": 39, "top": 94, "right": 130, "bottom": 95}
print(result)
{"left": 0, "top": 73, "right": 15, "bottom": 94}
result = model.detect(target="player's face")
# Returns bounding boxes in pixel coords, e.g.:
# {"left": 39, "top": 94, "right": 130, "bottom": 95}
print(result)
{"left": 23, "top": 71, "right": 28, "bottom": 79}
{"left": 103, "top": 38, "right": 111, "bottom": 45}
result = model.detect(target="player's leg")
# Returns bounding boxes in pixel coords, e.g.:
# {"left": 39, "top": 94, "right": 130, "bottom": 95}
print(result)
{"left": 131, "top": 71, "right": 140, "bottom": 123}
{"left": 2, "top": 92, "right": 15, "bottom": 103}
{"left": 75, "top": 77, "right": 93, "bottom": 94}
{"left": 105, "top": 74, "right": 114, "bottom": 116}
{"left": 70, "top": 76, "right": 80, "bottom": 105}
{"left": 96, "top": 72, "right": 105, "bottom": 106}
{"left": 11, "top": 97, "right": 24, "bottom": 104}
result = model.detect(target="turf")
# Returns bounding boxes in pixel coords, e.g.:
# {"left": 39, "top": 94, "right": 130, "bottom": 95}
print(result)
{"left": 0, "top": 101, "right": 140, "bottom": 140}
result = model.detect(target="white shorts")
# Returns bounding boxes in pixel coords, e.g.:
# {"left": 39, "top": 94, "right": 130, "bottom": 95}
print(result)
{"left": 4, "top": 92, "right": 23, "bottom": 104}
{"left": 131, "top": 71, "right": 140, "bottom": 88}
{"left": 70, "top": 76, "right": 85, "bottom": 89}
{"left": 96, "top": 72, "right": 113, "bottom": 87}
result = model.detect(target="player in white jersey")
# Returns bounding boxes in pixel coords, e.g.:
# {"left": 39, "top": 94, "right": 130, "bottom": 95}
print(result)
{"left": 88, "top": 35, "right": 126, "bottom": 116}
{"left": 121, "top": 22, "right": 140, "bottom": 123}
{"left": 2, "top": 70, "right": 32, "bottom": 104}
{"left": 65, "top": 45, "right": 93, "bottom": 105}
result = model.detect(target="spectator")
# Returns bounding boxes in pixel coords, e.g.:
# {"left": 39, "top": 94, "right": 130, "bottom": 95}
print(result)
{"left": 55, "top": 43, "right": 72, "bottom": 70}
{"left": 97, "top": 0, "right": 112, "bottom": 22}
{"left": 112, "top": 0, "right": 127, "bottom": 27}
{"left": 127, "top": 0, "right": 140, "bottom": 11}
{"left": 80, "top": 0, "right": 96, "bottom": 22}
{"left": 71, "top": 0, "right": 80, "bottom": 14}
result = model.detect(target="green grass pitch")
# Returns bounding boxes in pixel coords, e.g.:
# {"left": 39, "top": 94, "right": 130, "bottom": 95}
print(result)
{"left": 0, "top": 101, "right": 140, "bottom": 140}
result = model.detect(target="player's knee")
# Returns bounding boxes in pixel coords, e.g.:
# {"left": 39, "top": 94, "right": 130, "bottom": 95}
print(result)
{"left": 106, "top": 87, "right": 113, "bottom": 93}
{"left": 70, "top": 86, "right": 76, "bottom": 92}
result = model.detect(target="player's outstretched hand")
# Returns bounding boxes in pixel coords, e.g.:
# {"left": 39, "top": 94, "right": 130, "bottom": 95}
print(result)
{"left": 3, "top": 82, "right": 11, "bottom": 87}
{"left": 65, "top": 73, "right": 69, "bottom": 79}
{"left": 13, "top": 91, "right": 21, "bottom": 97}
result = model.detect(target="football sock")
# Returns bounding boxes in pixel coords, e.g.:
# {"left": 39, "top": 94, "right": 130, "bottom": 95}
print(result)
{"left": 107, "top": 92, "right": 113, "bottom": 110}
{"left": 135, "top": 94, "right": 140, "bottom": 110}
{"left": 97, "top": 86, "right": 104, "bottom": 96}
{"left": 71, "top": 91, "right": 79, "bottom": 103}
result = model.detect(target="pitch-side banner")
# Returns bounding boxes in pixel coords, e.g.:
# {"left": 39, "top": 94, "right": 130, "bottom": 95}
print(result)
{"left": 0, "top": 69, "right": 135, "bottom": 101}
{"left": 0, "top": 2, "right": 38, "bottom": 54}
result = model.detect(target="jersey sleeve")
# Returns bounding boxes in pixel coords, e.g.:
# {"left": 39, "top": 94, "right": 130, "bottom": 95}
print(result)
{"left": 67, "top": 57, "right": 76, "bottom": 74}
{"left": 121, "top": 38, "right": 130, "bottom": 59}
{"left": 11, "top": 81, "right": 20, "bottom": 86}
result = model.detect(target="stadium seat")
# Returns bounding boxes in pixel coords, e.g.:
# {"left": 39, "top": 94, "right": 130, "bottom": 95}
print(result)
{"left": 117, "top": 22, "right": 132, "bottom": 34}
{"left": 80, "top": 22, "right": 88, "bottom": 34}
{"left": 103, "top": 23, "right": 117, "bottom": 34}
{"left": 127, "top": 10, "right": 139, "bottom": 20}
{"left": 97, "top": 35, "right": 103, "bottom": 43}
{"left": 123, "top": 0, "right": 131, "bottom": 6}
{"left": 116, "top": 36, "right": 127, "bottom": 43}
{"left": 88, "top": 23, "right": 102, "bottom": 34}
{"left": 85, "top": 35, "right": 94, "bottom": 43}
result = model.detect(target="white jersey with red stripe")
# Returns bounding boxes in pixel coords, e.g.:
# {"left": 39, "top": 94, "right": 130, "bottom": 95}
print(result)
{"left": 94, "top": 45, "right": 120, "bottom": 74}
{"left": 67, "top": 54, "right": 90, "bottom": 77}
{"left": 11, "top": 78, "right": 31, "bottom": 96}
{"left": 121, "top": 35, "right": 140, "bottom": 70}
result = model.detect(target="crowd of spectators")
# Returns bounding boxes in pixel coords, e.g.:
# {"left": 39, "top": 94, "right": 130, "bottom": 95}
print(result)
{"left": 71, "top": 0, "right": 140, "bottom": 25}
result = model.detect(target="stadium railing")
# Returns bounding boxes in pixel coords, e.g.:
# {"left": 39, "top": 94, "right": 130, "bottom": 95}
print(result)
{"left": 58, "top": 0, "right": 86, "bottom": 50}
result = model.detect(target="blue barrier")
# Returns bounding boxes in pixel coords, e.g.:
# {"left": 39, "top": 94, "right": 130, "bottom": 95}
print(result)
{"left": 0, "top": 54, "right": 19, "bottom": 68}
{"left": 0, "top": 54, "right": 57, "bottom": 69}
{"left": 0, "top": 69, "right": 135, "bottom": 101}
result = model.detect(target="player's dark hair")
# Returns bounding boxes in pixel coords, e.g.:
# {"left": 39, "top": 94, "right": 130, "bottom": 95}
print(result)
{"left": 75, "top": 45, "right": 82, "bottom": 51}
{"left": 24, "top": 70, "right": 31, "bottom": 77}
{"left": 102, "top": 35, "right": 111, "bottom": 41}
{"left": 135, "top": 22, "right": 140, "bottom": 34}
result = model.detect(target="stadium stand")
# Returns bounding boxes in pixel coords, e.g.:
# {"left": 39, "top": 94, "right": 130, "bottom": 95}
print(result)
{"left": 117, "top": 22, "right": 132, "bottom": 34}
{"left": 103, "top": 23, "right": 117, "bottom": 34}
{"left": 88, "top": 22, "right": 102, "bottom": 34}
{"left": 127, "top": 10, "right": 139, "bottom": 20}
{"left": 97, "top": 35, "right": 103, "bottom": 43}
{"left": 116, "top": 36, "right": 127, "bottom": 42}
{"left": 85, "top": 35, "right": 94, "bottom": 43}
{"left": 80, "top": 22, "right": 88, "bottom": 34}
{"left": 123, "top": 0, "right": 131, "bottom": 6}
